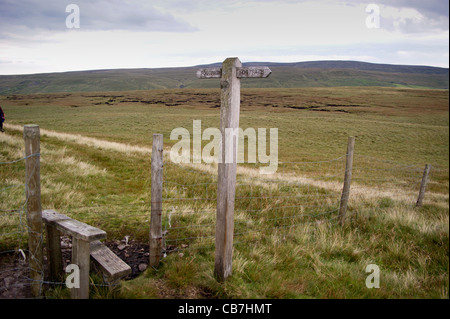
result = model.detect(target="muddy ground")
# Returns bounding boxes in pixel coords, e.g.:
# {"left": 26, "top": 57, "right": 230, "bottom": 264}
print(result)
{"left": 0, "top": 237, "right": 156, "bottom": 299}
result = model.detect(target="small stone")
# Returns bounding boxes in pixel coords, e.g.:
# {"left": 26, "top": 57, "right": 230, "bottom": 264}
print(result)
{"left": 178, "top": 253, "right": 184, "bottom": 257}
{"left": 4, "top": 276, "right": 14, "bottom": 288}
{"left": 117, "top": 244, "right": 126, "bottom": 251}
{"left": 61, "top": 241, "right": 70, "bottom": 249}
{"left": 138, "top": 263, "right": 148, "bottom": 272}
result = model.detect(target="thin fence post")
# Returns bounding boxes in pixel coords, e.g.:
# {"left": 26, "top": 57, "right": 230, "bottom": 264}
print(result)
{"left": 23, "top": 124, "right": 44, "bottom": 298}
{"left": 416, "top": 164, "right": 431, "bottom": 207}
{"left": 150, "top": 134, "right": 163, "bottom": 268}
{"left": 338, "top": 136, "right": 355, "bottom": 226}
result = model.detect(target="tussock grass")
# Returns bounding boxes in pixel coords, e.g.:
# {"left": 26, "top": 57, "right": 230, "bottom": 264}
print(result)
{"left": 0, "top": 87, "right": 448, "bottom": 298}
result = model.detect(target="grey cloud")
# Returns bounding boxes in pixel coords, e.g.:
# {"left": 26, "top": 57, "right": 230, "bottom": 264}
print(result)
{"left": 381, "top": 0, "right": 449, "bottom": 19}
{"left": 0, "top": 0, "right": 197, "bottom": 33}
{"left": 377, "top": 0, "right": 449, "bottom": 33}
{"left": 248, "top": 0, "right": 449, "bottom": 32}
{"left": 344, "top": 0, "right": 449, "bottom": 32}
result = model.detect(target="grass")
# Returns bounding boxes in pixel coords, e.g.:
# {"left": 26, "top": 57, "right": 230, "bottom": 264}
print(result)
{"left": 0, "top": 87, "right": 448, "bottom": 298}
{"left": 0, "top": 61, "right": 448, "bottom": 95}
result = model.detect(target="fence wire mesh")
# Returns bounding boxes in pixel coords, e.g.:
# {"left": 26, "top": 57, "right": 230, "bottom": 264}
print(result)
{"left": 1, "top": 134, "right": 445, "bottom": 298}
{"left": 0, "top": 153, "right": 44, "bottom": 298}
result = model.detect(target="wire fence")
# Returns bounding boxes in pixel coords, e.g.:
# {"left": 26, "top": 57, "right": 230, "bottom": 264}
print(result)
{"left": 159, "top": 151, "right": 434, "bottom": 255}
{"left": 0, "top": 153, "right": 43, "bottom": 298}
{"left": 1, "top": 135, "right": 448, "bottom": 298}
{"left": 159, "top": 151, "right": 450, "bottom": 257}
{"left": 1, "top": 152, "right": 119, "bottom": 299}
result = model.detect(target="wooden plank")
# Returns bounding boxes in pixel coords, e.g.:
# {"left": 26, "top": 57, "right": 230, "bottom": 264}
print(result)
{"left": 55, "top": 219, "right": 106, "bottom": 242}
{"left": 215, "top": 57, "right": 241, "bottom": 281}
{"left": 196, "top": 66, "right": 272, "bottom": 79}
{"left": 42, "top": 209, "right": 106, "bottom": 242}
{"left": 236, "top": 67, "right": 272, "bottom": 78}
{"left": 71, "top": 237, "right": 90, "bottom": 299}
{"left": 24, "top": 124, "right": 44, "bottom": 298}
{"left": 416, "top": 164, "right": 431, "bottom": 207}
{"left": 46, "top": 224, "right": 63, "bottom": 282}
{"left": 90, "top": 240, "right": 131, "bottom": 281}
{"left": 149, "top": 134, "right": 164, "bottom": 267}
{"left": 338, "top": 136, "right": 355, "bottom": 225}
{"left": 196, "top": 67, "right": 222, "bottom": 79}
{"left": 42, "top": 209, "right": 71, "bottom": 223}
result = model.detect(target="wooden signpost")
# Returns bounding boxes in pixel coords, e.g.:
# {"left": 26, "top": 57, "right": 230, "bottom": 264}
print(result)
{"left": 197, "top": 57, "right": 271, "bottom": 281}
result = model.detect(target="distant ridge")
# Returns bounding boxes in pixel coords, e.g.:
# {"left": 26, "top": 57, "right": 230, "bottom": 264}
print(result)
{"left": 0, "top": 60, "right": 448, "bottom": 94}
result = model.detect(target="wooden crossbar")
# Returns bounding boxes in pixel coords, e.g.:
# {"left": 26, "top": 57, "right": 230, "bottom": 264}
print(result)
{"left": 42, "top": 209, "right": 106, "bottom": 242}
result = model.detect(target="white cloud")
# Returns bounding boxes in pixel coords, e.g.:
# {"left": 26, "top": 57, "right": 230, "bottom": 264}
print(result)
{"left": 0, "top": 0, "right": 448, "bottom": 74}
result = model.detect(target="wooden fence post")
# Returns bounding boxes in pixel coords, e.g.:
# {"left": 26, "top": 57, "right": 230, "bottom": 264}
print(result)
{"left": 23, "top": 124, "right": 44, "bottom": 298}
{"left": 416, "top": 164, "right": 431, "bottom": 207}
{"left": 150, "top": 134, "right": 163, "bottom": 268}
{"left": 338, "top": 136, "right": 355, "bottom": 225}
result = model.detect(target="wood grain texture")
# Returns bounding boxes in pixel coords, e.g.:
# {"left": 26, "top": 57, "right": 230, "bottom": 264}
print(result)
{"left": 150, "top": 134, "right": 164, "bottom": 267}
{"left": 72, "top": 237, "right": 90, "bottom": 299}
{"left": 24, "top": 124, "right": 43, "bottom": 298}
{"left": 42, "top": 210, "right": 106, "bottom": 242}
{"left": 236, "top": 67, "right": 272, "bottom": 78}
{"left": 90, "top": 240, "right": 131, "bottom": 281}
{"left": 416, "top": 164, "right": 431, "bottom": 207}
{"left": 215, "top": 57, "right": 242, "bottom": 281}
{"left": 338, "top": 136, "right": 355, "bottom": 225}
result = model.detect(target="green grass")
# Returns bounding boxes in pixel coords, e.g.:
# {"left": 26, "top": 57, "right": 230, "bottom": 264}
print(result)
{"left": 0, "top": 61, "right": 448, "bottom": 95}
{"left": 0, "top": 87, "right": 448, "bottom": 298}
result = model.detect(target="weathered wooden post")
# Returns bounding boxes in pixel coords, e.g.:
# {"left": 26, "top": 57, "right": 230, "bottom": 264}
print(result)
{"left": 24, "top": 124, "right": 44, "bottom": 298}
{"left": 197, "top": 58, "right": 271, "bottom": 281}
{"left": 416, "top": 164, "right": 431, "bottom": 207}
{"left": 338, "top": 136, "right": 355, "bottom": 225}
{"left": 150, "top": 134, "right": 164, "bottom": 267}
{"left": 71, "top": 237, "right": 91, "bottom": 299}
{"left": 46, "top": 222, "right": 63, "bottom": 282}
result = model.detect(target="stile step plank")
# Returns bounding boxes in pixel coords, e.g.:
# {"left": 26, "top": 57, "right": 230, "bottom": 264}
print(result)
{"left": 90, "top": 240, "right": 132, "bottom": 281}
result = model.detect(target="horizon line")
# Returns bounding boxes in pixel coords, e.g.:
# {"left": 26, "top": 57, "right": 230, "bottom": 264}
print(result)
{"left": 1, "top": 59, "right": 448, "bottom": 76}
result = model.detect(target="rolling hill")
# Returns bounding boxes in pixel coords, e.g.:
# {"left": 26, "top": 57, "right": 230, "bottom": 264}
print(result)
{"left": 0, "top": 60, "right": 448, "bottom": 94}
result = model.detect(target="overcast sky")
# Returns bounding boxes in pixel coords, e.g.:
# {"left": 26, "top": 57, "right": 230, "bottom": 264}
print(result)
{"left": 0, "top": 0, "right": 448, "bottom": 75}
